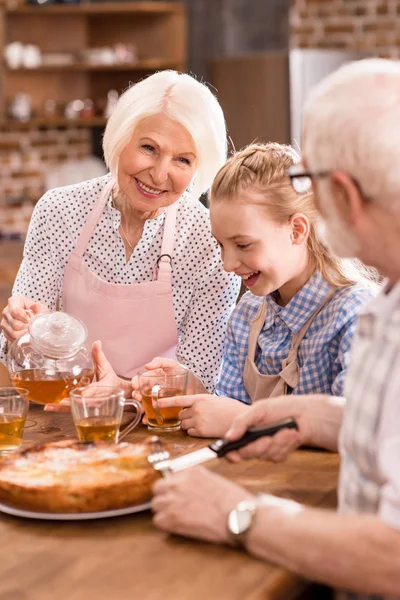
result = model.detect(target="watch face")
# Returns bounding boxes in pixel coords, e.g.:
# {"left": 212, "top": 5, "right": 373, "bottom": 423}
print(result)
{"left": 228, "top": 501, "right": 256, "bottom": 535}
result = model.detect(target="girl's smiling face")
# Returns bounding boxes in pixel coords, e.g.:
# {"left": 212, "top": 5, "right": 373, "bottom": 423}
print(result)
{"left": 210, "top": 193, "right": 312, "bottom": 304}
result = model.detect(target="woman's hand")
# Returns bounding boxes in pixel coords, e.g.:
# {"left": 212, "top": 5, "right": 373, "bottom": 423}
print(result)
{"left": 1, "top": 296, "right": 48, "bottom": 343}
{"left": 152, "top": 466, "right": 253, "bottom": 543}
{"left": 91, "top": 340, "right": 125, "bottom": 390}
{"left": 224, "top": 395, "right": 322, "bottom": 463}
{"left": 45, "top": 340, "right": 130, "bottom": 412}
{"left": 156, "top": 393, "right": 248, "bottom": 438}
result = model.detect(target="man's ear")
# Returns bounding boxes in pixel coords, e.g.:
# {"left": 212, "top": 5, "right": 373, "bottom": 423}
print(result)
{"left": 289, "top": 213, "right": 310, "bottom": 245}
{"left": 330, "top": 171, "right": 364, "bottom": 226}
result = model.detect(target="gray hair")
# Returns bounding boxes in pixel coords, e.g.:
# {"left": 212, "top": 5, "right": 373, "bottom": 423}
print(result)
{"left": 302, "top": 58, "right": 400, "bottom": 211}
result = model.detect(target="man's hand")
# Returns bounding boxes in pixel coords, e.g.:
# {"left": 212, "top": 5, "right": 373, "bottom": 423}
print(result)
{"left": 152, "top": 466, "right": 253, "bottom": 543}
{"left": 225, "top": 394, "right": 344, "bottom": 462}
{"left": 156, "top": 393, "right": 248, "bottom": 438}
{"left": 1, "top": 296, "right": 48, "bottom": 343}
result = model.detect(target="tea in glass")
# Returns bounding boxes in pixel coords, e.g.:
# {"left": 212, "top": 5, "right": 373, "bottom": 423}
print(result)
{"left": 75, "top": 416, "right": 120, "bottom": 443}
{"left": 70, "top": 385, "right": 142, "bottom": 443}
{"left": 141, "top": 387, "right": 185, "bottom": 430}
{"left": 0, "top": 388, "right": 29, "bottom": 453}
{"left": 138, "top": 366, "right": 189, "bottom": 431}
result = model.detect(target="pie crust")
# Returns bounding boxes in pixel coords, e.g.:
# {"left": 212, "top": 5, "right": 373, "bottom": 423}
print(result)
{"left": 0, "top": 438, "right": 163, "bottom": 513}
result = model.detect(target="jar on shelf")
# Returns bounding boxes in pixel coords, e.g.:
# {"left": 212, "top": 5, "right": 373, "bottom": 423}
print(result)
{"left": 7, "top": 312, "right": 94, "bottom": 406}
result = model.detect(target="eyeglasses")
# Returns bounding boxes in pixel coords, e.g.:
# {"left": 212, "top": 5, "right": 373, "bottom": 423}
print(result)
{"left": 287, "top": 165, "right": 370, "bottom": 201}
{"left": 287, "top": 166, "right": 334, "bottom": 194}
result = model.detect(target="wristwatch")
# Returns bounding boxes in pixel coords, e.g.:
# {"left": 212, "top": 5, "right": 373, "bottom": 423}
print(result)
{"left": 227, "top": 497, "right": 260, "bottom": 546}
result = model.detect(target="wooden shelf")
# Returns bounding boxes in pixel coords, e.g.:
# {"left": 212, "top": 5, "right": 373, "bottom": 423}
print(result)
{"left": 7, "top": 2, "right": 184, "bottom": 16}
{"left": 0, "top": 1, "right": 187, "bottom": 127}
{"left": 0, "top": 117, "right": 107, "bottom": 129}
{"left": 5, "top": 59, "right": 180, "bottom": 73}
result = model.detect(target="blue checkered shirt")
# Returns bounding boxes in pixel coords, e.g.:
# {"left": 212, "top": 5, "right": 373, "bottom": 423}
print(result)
{"left": 216, "top": 271, "right": 376, "bottom": 404}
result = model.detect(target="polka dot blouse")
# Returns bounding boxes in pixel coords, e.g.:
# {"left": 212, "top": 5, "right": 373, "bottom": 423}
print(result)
{"left": 0, "top": 174, "right": 241, "bottom": 391}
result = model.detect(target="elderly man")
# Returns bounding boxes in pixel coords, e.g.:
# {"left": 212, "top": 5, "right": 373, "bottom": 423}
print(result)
{"left": 151, "top": 58, "right": 400, "bottom": 599}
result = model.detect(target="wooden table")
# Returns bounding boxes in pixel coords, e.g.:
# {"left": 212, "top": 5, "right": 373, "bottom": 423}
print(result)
{"left": 0, "top": 404, "right": 339, "bottom": 600}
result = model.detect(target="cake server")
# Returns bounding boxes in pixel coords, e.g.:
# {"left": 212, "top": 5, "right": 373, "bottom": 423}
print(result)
{"left": 148, "top": 416, "right": 298, "bottom": 476}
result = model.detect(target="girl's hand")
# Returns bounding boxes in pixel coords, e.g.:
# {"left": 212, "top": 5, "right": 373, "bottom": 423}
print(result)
{"left": 156, "top": 393, "right": 248, "bottom": 438}
{"left": 131, "top": 356, "right": 183, "bottom": 400}
{"left": 131, "top": 357, "right": 207, "bottom": 401}
{"left": 1, "top": 296, "right": 48, "bottom": 343}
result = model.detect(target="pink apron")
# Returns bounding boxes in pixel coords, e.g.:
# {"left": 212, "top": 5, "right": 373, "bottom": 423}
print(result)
{"left": 62, "top": 179, "right": 178, "bottom": 379}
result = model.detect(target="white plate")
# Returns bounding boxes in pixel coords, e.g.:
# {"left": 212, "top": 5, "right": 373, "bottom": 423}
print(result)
{"left": 0, "top": 500, "right": 151, "bottom": 521}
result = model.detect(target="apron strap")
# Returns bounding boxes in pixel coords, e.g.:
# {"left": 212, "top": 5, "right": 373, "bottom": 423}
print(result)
{"left": 73, "top": 179, "right": 115, "bottom": 259}
{"left": 247, "top": 300, "right": 268, "bottom": 361}
{"left": 246, "top": 286, "right": 336, "bottom": 391}
{"left": 285, "top": 286, "right": 336, "bottom": 362}
{"left": 73, "top": 177, "right": 177, "bottom": 284}
{"left": 279, "top": 286, "right": 336, "bottom": 390}
{"left": 156, "top": 201, "right": 178, "bottom": 283}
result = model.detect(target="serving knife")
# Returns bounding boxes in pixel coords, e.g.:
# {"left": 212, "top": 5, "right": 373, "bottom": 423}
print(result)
{"left": 150, "top": 417, "right": 298, "bottom": 475}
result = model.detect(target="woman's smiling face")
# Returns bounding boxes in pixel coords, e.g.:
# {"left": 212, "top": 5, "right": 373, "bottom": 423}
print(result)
{"left": 117, "top": 113, "right": 198, "bottom": 214}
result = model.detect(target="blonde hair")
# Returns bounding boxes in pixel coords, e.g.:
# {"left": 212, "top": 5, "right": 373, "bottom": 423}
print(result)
{"left": 210, "top": 143, "right": 376, "bottom": 288}
{"left": 103, "top": 70, "right": 227, "bottom": 198}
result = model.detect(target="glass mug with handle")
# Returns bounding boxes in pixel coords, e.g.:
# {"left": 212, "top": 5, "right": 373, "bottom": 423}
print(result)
{"left": 70, "top": 385, "right": 142, "bottom": 443}
{"left": 137, "top": 365, "right": 189, "bottom": 431}
{"left": 0, "top": 387, "right": 29, "bottom": 453}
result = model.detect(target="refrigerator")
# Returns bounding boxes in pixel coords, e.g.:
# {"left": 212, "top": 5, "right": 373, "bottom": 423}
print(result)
{"left": 289, "top": 48, "right": 372, "bottom": 148}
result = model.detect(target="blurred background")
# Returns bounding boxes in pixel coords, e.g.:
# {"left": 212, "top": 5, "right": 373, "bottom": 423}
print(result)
{"left": 0, "top": 0, "right": 397, "bottom": 384}
{"left": 0, "top": 0, "right": 397, "bottom": 238}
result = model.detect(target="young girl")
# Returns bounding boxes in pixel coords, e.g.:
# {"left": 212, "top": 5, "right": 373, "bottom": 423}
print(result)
{"left": 61, "top": 143, "right": 376, "bottom": 436}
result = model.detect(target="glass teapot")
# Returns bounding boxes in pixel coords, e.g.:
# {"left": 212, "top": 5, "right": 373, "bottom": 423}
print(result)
{"left": 7, "top": 311, "right": 94, "bottom": 406}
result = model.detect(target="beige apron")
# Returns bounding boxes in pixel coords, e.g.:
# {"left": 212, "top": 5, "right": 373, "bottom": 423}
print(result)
{"left": 243, "top": 288, "right": 335, "bottom": 402}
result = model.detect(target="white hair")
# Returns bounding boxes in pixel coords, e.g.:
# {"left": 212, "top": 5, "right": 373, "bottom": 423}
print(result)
{"left": 103, "top": 70, "right": 227, "bottom": 198}
{"left": 302, "top": 58, "right": 400, "bottom": 211}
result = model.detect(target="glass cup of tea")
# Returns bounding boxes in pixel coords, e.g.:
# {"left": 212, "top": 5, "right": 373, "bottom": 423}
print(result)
{"left": 137, "top": 365, "right": 189, "bottom": 431}
{"left": 0, "top": 387, "right": 29, "bottom": 453}
{"left": 70, "top": 385, "right": 143, "bottom": 443}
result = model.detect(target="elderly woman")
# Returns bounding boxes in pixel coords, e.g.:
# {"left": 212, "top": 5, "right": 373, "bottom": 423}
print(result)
{"left": 0, "top": 70, "right": 240, "bottom": 390}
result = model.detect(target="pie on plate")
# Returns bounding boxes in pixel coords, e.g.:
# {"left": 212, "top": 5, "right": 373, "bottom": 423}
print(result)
{"left": 0, "top": 438, "right": 162, "bottom": 513}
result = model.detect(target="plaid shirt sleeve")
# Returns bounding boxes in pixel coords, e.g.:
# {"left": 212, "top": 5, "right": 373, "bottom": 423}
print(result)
{"left": 176, "top": 260, "right": 240, "bottom": 394}
{"left": 215, "top": 312, "right": 252, "bottom": 404}
{"left": 331, "top": 314, "right": 361, "bottom": 397}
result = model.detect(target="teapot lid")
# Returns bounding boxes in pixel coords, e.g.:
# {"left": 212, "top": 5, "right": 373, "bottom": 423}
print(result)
{"left": 28, "top": 312, "right": 88, "bottom": 359}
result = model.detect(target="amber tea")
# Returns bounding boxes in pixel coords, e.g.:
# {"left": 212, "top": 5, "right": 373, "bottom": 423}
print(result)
{"left": 11, "top": 368, "right": 94, "bottom": 405}
{"left": 0, "top": 414, "right": 26, "bottom": 452}
{"left": 70, "top": 385, "right": 142, "bottom": 443}
{"left": 75, "top": 417, "right": 120, "bottom": 442}
{"left": 141, "top": 387, "right": 185, "bottom": 430}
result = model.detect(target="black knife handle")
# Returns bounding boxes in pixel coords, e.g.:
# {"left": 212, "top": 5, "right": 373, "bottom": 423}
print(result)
{"left": 209, "top": 417, "right": 298, "bottom": 458}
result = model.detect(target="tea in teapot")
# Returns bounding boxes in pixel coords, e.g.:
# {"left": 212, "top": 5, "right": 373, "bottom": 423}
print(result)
{"left": 8, "top": 312, "right": 94, "bottom": 405}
